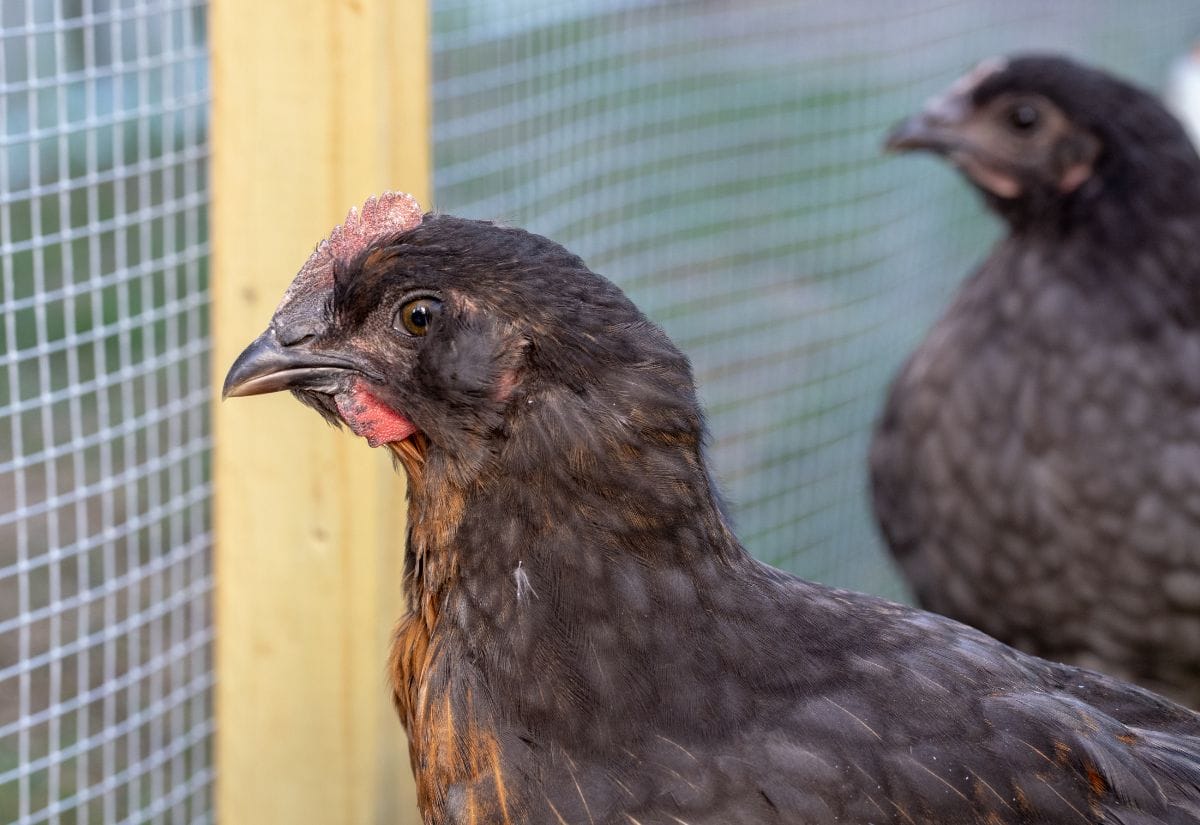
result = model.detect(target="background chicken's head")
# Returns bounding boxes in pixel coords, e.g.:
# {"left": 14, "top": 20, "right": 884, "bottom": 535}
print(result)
{"left": 886, "top": 54, "right": 1200, "bottom": 229}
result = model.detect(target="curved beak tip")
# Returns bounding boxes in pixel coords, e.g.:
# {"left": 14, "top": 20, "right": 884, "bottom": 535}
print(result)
{"left": 884, "top": 115, "right": 929, "bottom": 153}
{"left": 221, "top": 326, "right": 363, "bottom": 400}
{"left": 222, "top": 330, "right": 277, "bottom": 400}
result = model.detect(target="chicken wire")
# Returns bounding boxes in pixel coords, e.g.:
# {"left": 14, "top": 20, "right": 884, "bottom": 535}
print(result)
{"left": 433, "top": 0, "right": 1200, "bottom": 599}
{"left": 0, "top": 1, "right": 212, "bottom": 823}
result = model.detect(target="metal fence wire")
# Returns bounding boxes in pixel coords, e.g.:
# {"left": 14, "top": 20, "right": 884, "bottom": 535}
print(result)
{"left": 4, "top": 0, "right": 1200, "bottom": 823}
{"left": 0, "top": 1, "right": 211, "bottom": 822}
{"left": 432, "top": 0, "right": 1200, "bottom": 599}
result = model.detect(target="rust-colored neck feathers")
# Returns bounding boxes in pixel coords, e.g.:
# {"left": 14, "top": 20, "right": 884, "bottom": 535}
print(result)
{"left": 386, "top": 438, "right": 509, "bottom": 820}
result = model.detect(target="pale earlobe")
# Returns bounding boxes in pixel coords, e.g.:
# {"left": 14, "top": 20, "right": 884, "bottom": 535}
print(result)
{"left": 491, "top": 338, "right": 529, "bottom": 404}
{"left": 1057, "top": 131, "right": 1100, "bottom": 194}
{"left": 1058, "top": 163, "right": 1093, "bottom": 193}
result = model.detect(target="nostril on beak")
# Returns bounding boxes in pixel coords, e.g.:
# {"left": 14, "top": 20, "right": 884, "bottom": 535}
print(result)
{"left": 276, "top": 320, "right": 322, "bottom": 347}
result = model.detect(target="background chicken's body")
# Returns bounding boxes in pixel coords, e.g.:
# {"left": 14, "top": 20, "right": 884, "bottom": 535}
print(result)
{"left": 872, "top": 56, "right": 1200, "bottom": 707}
{"left": 875, "top": 222, "right": 1200, "bottom": 702}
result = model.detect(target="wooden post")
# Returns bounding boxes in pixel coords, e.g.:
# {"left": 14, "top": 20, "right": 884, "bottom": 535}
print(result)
{"left": 210, "top": 1, "right": 428, "bottom": 822}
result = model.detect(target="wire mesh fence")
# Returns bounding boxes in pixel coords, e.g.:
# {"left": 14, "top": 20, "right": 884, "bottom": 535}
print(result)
{"left": 433, "top": 0, "right": 1200, "bottom": 599}
{"left": 0, "top": 1, "right": 211, "bottom": 822}
{"left": 4, "top": 0, "right": 1200, "bottom": 822}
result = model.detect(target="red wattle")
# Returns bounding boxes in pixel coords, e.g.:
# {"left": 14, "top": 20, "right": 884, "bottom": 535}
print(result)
{"left": 335, "top": 381, "right": 418, "bottom": 448}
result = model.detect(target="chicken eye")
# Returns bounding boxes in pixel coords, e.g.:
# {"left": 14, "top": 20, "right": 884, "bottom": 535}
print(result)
{"left": 394, "top": 297, "right": 442, "bottom": 337}
{"left": 1008, "top": 103, "right": 1040, "bottom": 131}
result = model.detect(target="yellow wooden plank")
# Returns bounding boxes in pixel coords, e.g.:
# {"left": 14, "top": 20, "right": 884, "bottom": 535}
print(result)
{"left": 210, "top": 1, "right": 428, "bottom": 822}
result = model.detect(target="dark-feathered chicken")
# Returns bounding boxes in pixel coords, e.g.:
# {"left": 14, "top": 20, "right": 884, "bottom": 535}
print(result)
{"left": 872, "top": 54, "right": 1200, "bottom": 708}
{"left": 225, "top": 193, "right": 1200, "bottom": 824}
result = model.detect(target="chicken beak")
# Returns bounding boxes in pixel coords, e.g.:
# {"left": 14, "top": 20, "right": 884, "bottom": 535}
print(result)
{"left": 222, "top": 327, "right": 362, "bottom": 399}
{"left": 884, "top": 95, "right": 969, "bottom": 154}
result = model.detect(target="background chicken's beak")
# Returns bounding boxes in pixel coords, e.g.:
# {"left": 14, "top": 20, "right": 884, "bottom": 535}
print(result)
{"left": 222, "top": 328, "right": 361, "bottom": 399}
{"left": 884, "top": 93, "right": 969, "bottom": 153}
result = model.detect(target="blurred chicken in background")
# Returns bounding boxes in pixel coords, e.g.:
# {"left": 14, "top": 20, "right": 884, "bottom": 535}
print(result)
{"left": 874, "top": 55, "right": 1200, "bottom": 708}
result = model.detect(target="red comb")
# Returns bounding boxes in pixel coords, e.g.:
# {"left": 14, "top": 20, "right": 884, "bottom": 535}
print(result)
{"left": 323, "top": 191, "right": 425, "bottom": 267}
{"left": 274, "top": 192, "right": 425, "bottom": 317}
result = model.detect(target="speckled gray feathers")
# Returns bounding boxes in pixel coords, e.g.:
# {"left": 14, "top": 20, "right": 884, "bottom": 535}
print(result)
{"left": 872, "top": 55, "right": 1200, "bottom": 707}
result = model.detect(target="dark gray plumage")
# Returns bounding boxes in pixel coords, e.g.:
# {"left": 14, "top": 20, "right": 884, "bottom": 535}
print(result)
{"left": 224, "top": 195, "right": 1200, "bottom": 823}
{"left": 872, "top": 54, "right": 1200, "bottom": 707}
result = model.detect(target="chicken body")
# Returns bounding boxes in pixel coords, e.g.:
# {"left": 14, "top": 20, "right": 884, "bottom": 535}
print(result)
{"left": 225, "top": 196, "right": 1200, "bottom": 824}
{"left": 398, "top": 506, "right": 1200, "bottom": 824}
{"left": 874, "top": 220, "right": 1200, "bottom": 703}
{"left": 873, "top": 55, "right": 1200, "bottom": 707}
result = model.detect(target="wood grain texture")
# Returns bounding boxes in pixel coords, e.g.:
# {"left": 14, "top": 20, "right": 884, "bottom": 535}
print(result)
{"left": 211, "top": 0, "right": 428, "bottom": 821}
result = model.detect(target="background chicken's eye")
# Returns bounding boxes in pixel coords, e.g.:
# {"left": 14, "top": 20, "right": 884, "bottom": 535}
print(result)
{"left": 395, "top": 297, "right": 442, "bottom": 336}
{"left": 1007, "top": 103, "right": 1040, "bottom": 131}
